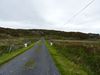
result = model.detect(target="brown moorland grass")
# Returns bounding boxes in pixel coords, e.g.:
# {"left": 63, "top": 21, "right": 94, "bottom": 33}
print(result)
{"left": 48, "top": 40, "right": 100, "bottom": 75}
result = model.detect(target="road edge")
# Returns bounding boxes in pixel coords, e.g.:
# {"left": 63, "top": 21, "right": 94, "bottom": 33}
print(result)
{"left": 0, "top": 42, "right": 35, "bottom": 66}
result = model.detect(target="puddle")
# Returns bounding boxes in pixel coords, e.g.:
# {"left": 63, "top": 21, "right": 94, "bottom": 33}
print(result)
{"left": 24, "top": 59, "right": 35, "bottom": 70}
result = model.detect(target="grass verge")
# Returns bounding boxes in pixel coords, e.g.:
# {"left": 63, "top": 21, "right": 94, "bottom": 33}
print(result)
{"left": 46, "top": 41, "right": 90, "bottom": 75}
{"left": 0, "top": 42, "right": 34, "bottom": 66}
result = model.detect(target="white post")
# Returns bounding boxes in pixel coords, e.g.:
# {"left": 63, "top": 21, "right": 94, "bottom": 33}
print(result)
{"left": 24, "top": 43, "right": 28, "bottom": 47}
{"left": 50, "top": 42, "right": 53, "bottom": 46}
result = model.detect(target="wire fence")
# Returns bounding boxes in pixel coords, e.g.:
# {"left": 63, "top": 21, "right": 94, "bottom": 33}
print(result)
{"left": 0, "top": 38, "right": 36, "bottom": 56}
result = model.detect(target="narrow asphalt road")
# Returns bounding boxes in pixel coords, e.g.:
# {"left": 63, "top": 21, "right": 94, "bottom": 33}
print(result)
{"left": 0, "top": 39, "right": 60, "bottom": 75}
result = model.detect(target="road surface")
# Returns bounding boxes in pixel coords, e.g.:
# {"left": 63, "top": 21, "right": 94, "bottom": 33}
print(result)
{"left": 0, "top": 39, "right": 60, "bottom": 75}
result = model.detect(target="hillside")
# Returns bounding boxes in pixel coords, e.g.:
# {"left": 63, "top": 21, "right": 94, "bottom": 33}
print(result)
{"left": 0, "top": 27, "right": 100, "bottom": 40}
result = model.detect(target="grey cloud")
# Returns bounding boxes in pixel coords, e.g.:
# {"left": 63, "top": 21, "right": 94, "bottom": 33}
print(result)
{"left": 0, "top": 0, "right": 100, "bottom": 33}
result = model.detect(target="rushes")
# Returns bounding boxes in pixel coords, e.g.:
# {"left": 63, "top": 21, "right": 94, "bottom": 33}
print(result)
{"left": 0, "top": 38, "right": 35, "bottom": 56}
{"left": 51, "top": 40, "right": 100, "bottom": 75}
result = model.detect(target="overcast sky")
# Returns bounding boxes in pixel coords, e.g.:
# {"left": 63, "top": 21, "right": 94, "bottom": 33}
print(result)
{"left": 0, "top": 0, "right": 99, "bottom": 33}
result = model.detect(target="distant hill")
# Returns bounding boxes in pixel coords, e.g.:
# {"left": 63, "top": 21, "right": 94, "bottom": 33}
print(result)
{"left": 0, "top": 27, "right": 100, "bottom": 40}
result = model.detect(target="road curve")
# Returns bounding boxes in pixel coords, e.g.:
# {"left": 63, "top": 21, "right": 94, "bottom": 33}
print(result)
{"left": 0, "top": 39, "right": 60, "bottom": 75}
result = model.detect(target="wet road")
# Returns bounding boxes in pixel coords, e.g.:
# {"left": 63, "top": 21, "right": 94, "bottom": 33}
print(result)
{"left": 0, "top": 39, "right": 60, "bottom": 75}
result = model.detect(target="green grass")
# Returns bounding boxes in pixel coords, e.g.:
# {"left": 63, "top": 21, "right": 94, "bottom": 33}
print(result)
{"left": 0, "top": 42, "right": 34, "bottom": 66}
{"left": 46, "top": 41, "right": 91, "bottom": 75}
{"left": 53, "top": 41, "right": 100, "bottom": 75}
{"left": 46, "top": 40, "right": 100, "bottom": 75}
{"left": 0, "top": 37, "right": 36, "bottom": 55}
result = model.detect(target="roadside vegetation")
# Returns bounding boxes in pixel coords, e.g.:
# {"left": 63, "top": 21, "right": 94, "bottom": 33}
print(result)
{"left": 46, "top": 40, "right": 100, "bottom": 75}
{"left": 0, "top": 38, "right": 36, "bottom": 65}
